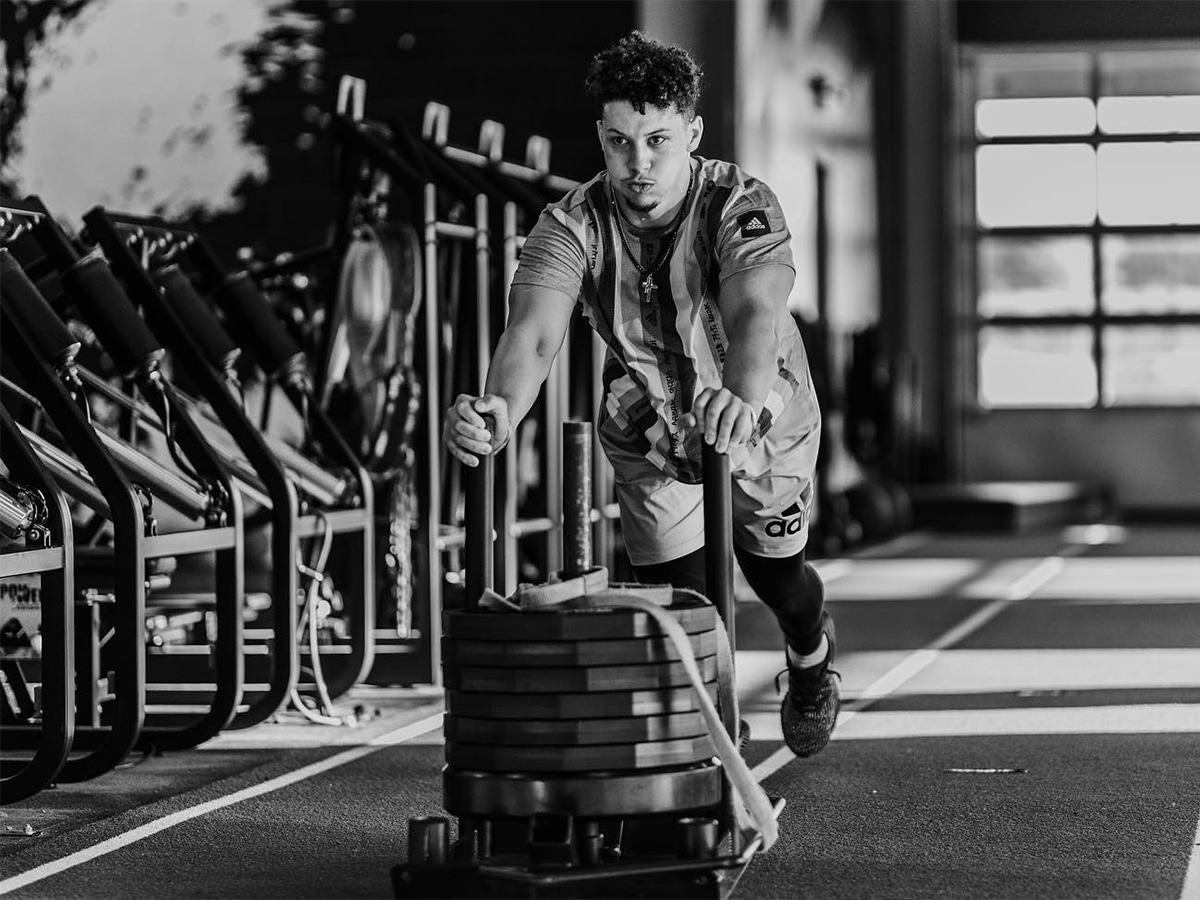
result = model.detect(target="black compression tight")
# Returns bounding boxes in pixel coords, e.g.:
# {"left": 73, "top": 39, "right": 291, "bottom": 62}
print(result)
{"left": 632, "top": 545, "right": 826, "bottom": 655}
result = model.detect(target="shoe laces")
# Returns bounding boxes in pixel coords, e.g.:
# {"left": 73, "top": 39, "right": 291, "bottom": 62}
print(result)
{"left": 774, "top": 665, "right": 842, "bottom": 696}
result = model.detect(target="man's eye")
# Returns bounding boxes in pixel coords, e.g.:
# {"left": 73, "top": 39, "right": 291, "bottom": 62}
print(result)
{"left": 648, "top": 136, "right": 667, "bottom": 146}
{"left": 609, "top": 137, "right": 627, "bottom": 146}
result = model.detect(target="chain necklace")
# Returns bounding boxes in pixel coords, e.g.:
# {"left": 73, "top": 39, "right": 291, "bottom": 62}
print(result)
{"left": 610, "top": 163, "right": 696, "bottom": 304}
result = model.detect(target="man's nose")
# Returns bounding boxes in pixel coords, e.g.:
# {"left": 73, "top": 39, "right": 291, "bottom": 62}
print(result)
{"left": 629, "top": 144, "right": 652, "bottom": 172}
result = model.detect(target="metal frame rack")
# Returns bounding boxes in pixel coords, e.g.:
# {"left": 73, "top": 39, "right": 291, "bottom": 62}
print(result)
{"left": 79, "top": 208, "right": 377, "bottom": 721}
{"left": 0, "top": 402, "right": 75, "bottom": 803}
{"left": 0, "top": 206, "right": 244, "bottom": 775}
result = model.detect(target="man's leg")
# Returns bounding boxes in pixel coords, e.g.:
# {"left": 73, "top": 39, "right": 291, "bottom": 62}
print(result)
{"left": 734, "top": 545, "right": 838, "bottom": 757}
{"left": 630, "top": 547, "right": 707, "bottom": 595}
{"left": 731, "top": 546, "right": 825, "bottom": 656}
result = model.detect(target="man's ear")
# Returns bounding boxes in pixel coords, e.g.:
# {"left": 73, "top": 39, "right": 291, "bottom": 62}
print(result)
{"left": 596, "top": 119, "right": 605, "bottom": 147}
{"left": 688, "top": 115, "right": 704, "bottom": 152}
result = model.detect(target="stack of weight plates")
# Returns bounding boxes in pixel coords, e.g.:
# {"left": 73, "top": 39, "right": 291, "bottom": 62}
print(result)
{"left": 441, "top": 591, "right": 725, "bottom": 819}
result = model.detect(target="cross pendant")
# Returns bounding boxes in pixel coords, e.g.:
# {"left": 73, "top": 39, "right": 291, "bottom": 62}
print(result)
{"left": 641, "top": 275, "right": 656, "bottom": 303}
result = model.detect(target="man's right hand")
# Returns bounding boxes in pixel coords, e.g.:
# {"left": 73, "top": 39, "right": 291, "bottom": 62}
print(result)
{"left": 444, "top": 393, "right": 511, "bottom": 467}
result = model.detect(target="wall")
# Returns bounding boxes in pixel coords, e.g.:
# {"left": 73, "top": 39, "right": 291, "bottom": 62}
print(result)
{"left": 966, "top": 409, "right": 1200, "bottom": 511}
{"left": 638, "top": 0, "right": 737, "bottom": 162}
{"left": 953, "top": 0, "right": 1200, "bottom": 511}
{"left": 734, "top": 0, "right": 878, "bottom": 329}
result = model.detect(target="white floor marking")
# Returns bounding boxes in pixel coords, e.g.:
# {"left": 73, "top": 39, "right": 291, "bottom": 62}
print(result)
{"left": 1182, "top": 804, "right": 1200, "bottom": 900}
{"left": 750, "top": 555, "right": 1066, "bottom": 783}
{"left": 0, "top": 712, "right": 445, "bottom": 895}
{"left": 745, "top": 703, "right": 1200, "bottom": 742}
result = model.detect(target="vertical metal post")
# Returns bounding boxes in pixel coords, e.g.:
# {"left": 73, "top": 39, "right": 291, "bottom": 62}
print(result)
{"left": 590, "top": 331, "right": 612, "bottom": 572}
{"left": 561, "top": 421, "right": 592, "bottom": 578}
{"left": 701, "top": 442, "right": 734, "bottom": 637}
{"left": 423, "top": 183, "right": 444, "bottom": 681}
{"left": 702, "top": 441, "right": 741, "bottom": 856}
{"left": 499, "top": 201, "right": 520, "bottom": 595}
{"left": 464, "top": 449, "right": 494, "bottom": 610}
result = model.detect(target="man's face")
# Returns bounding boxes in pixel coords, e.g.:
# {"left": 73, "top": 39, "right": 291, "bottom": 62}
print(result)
{"left": 597, "top": 100, "right": 703, "bottom": 218}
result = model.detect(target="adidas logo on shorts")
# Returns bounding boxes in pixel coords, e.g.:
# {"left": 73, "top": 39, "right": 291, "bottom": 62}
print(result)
{"left": 765, "top": 501, "right": 804, "bottom": 537}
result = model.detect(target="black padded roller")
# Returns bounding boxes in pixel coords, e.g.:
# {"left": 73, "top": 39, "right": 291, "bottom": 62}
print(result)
{"left": 0, "top": 248, "right": 80, "bottom": 371}
{"left": 209, "top": 270, "right": 305, "bottom": 379}
{"left": 59, "top": 253, "right": 164, "bottom": 377}
{"left": 153, "top": 265, "right": 241, "bottom": 373}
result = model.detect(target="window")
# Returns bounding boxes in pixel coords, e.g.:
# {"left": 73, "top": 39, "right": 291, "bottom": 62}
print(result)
{"left": 963, "top": 47, "right": 1200, "bottom": 409}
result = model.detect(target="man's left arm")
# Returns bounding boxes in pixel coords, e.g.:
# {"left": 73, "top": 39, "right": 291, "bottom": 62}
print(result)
{"left": 685, "top": 263, "right": 795, "bottom": 452}
{"left": 719, "top": 263, "right": 795, "bottom": 409}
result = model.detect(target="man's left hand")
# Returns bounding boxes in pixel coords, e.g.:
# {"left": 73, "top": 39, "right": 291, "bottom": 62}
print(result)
{"left": 683, "top": 387, "right": 757, "bottom": 454}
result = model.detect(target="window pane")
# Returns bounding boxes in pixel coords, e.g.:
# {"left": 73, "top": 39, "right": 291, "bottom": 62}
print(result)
{"left": 979, "top": 237, "right": 1094, "bottom": 317}
{"left": 1098, "top": 96, "right": 1200, "bottom": 134}
{"left": 1103, "top": 325, "right": 1200, "bottom": 405}
{"left": 976, "top": 98, "right": 1096, "bottom": 137}
{"left": 979, "top": 326, "right": 1097, "bottom": 408}
{"left": 972, "top": 51, "right": 1093, "bottom": 99}
{"left": 1098, "top": 49, "right": 1200, "bottom": 97}
{"left": 976, "top": 145, "right": 1096, "bottom": 227}
{"left": 1102, "top": 235, "right": 1200, "bottom": 314}
{"left": 1098, "top": 143, "right": 1200, "bottom": 225}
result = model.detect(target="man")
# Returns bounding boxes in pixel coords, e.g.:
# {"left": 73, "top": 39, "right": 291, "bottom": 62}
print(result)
{"left": 443, "top": 31, "right": 838, "bottom": 758}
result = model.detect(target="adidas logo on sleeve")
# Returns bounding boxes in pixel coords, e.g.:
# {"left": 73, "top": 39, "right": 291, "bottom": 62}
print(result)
{"left": 737, "top": 210, "right": 771, "bottom": 237}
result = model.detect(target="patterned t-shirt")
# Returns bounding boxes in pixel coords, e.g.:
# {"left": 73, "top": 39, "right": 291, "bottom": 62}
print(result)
{"left": 512, "top": 156, "right": 817, "bottom": 484}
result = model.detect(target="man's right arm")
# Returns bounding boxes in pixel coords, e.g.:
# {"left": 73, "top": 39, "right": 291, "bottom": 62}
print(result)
{"left": 444, "top": 283, "right": 575, "bottom": 467}
{"left": 444, "top": 204, "right": 587, "bottom": 467}
{"left": 485, "top": 283, "right": 576, "bottom": 433}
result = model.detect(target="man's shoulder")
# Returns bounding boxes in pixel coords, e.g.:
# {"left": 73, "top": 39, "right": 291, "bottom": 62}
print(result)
{"left": 546, "top": 170, "right": 607, "bottom": 220}
{"left": 696, "top": 157, "right": 767, "bottom": 191}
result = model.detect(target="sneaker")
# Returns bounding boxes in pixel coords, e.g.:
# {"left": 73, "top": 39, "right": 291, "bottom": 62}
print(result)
{"left": 738, "top": 718, "right": 751, "bottom": 754}
{"left": 778, "top": 612, "right": 841, "bottom": 757}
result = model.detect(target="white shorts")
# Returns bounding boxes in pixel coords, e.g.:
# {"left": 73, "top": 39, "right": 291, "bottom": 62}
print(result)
{"left": 607, "top": 397, "right": 820, "bottom": 566}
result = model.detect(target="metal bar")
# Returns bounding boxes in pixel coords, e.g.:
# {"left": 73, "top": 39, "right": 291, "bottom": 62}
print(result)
{"left": 94, "top": 426, "right": 209, "bottom": 519}
{"left": 144, "top": 526, "right": 237, "bottom": 558}
{"left": 499, "top": 201, "right": 520, "bottom": 595}
{"left": 423, "top": 182, "right": 444, "bottom": 684}
{"left": 435, "top": 222, "right": 476, "bottom": 240}
{"left": 561, "top": 421, "right": 593, "bottom": 577}
{"left": 0, "top": 481, "right": 37, "bottom": 539}
{"left": 701, "top": 443, "right": 734, "bottom": 638}
{"left": 0, "top": 546, "right": 65, "bottom": 578}
{"left": 590, "top": 331, "right": 610, "bottom": 572}
{"left": 463, "top": 449, "right": 495, "bottom": 610}
{"left": 977, "top": 130, "right": 1200, "bottom": 145}
{"left": 17, "top": 425, "right": 112, "bottom": 517}
{"left": 295, "top": 508, "right": 372, "bottom": 537}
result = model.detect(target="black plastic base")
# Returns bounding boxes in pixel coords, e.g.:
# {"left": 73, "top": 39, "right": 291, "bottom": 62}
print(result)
{"left": 391, "top": 862, "right": 720, "bottom": 899}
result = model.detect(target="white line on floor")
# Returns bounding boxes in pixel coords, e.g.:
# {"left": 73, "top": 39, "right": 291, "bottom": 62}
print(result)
{"left": 0, "top": 712, "right": 445, "bottom": 895}
{"left": 750, "top": 555, "right": 1067, "bottom": 783}
{"left": 1182, "top": 805, "right": 1200, "bottom": 900}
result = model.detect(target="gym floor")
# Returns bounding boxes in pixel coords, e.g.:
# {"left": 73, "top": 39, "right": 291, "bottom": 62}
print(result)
{"left": 1, "top": 521, "right": 1198, "bottom": 899}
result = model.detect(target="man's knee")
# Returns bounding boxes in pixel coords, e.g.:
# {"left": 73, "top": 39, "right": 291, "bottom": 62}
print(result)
{"left": 733, "top": 544, "right": 823, "bottom": 611}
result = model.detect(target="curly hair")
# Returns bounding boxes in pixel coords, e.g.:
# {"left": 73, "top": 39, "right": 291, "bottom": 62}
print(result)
{"left": 584, "top": 31, "right": 702, "bottom": 119}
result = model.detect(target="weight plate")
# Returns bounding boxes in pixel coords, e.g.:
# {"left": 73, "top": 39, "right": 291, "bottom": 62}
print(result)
{"left": 441, "top": 630, "right": 717, "bottom": 667}
{"left": 442, "top": 656, "right": 718, "bottom": 693}
{"left": 443, "top": 600, "right": 717, "bottom": 642}
{"left": 444, "top": 711, "right": 709, "bottom": 746}
{"left": 443, "top": 762, "right": 722, "bottom": 817}
{"left": 445, "top": 684, "right": 719, "bottom": 720}
{"left": 445, "top": 736, "right": 716, "bottom": 773}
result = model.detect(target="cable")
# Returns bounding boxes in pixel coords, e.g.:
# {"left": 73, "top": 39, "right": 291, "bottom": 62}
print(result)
{"left": 288, "top": 514, "right": 358, "bottom": 727}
